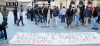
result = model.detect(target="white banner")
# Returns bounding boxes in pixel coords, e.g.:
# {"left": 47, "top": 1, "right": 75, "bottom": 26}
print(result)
{"left": 9, "top": 32, "right": 100, "bottom": 44}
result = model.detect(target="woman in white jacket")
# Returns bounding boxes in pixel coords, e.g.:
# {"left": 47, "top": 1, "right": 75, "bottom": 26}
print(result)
{"left": 75, "top": 6, "right": 80, "bottom": 26}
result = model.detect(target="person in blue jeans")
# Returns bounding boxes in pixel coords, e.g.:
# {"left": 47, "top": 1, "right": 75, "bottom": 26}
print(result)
{"left": 92, "top": 7, "right": 99, "bottom": 30}
{"left": 38, "top": 7, "right": 43, "bottom": 23}
{"left": 34, "top": 5, "right": 39, "bottom": 25}
{"left": 75, "top": 6, "right": 80, "bottom": 26}
{"left": 0, "top": 21, "right": 8, "bottom": 44}
{"left": 27, "top": 8, "right": 31, "bottom": 19}
{"left": 60, "top": 6, "right": 66, "bottom": 23}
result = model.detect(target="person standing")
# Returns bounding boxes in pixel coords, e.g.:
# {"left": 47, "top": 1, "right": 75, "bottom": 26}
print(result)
{"left": 13, "top": 6, "right": 18, "bottom": 24}
{"left": 31, "top": 7, "right": 34, "bottom": 21}
{"left": 53, "top": 6, "right": 59, "bottom": 27}
{"left": 66, "top": 6, "right": 73, "bottom": 27}
{"left": 17, "top": 5, "right": 25, "bottom": 26}
{"left": 75, "top": 6, "right": 80, "bottom": 26}
{"left": 38, "top": 6, "right": 43, "bottom": 23}
{"left": 27, "top": 7, "right": 31, "bottom": 19}
{"left": 80, "top": 6, "right": 85, "bottom": 25}
{"left": 34, "top": 5, "right": 39, "bottom": 25}
{"left": 92, "top": 7, "right": 99, "bottom": 30}
{"left": 47, "top": 6, "right": 51, "bottom": 26}
{"left": 60, "top": 6, "right": 66, "bottom": 23}
{"left": 0, "top": 21, "right": 8, "bottom": 44}
{"left": 1, "top": 6, "right": 8, "bottom": 22}
{"left": 43, "top": 6, "right": 48, "bottom": 23}
{"left": 83, "top": 6, "right": 91, "bottom": 27}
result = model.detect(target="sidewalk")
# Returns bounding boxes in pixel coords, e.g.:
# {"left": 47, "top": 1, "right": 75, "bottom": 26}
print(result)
{"left": 0, "top": 11, "right": 100, "bottom": 46}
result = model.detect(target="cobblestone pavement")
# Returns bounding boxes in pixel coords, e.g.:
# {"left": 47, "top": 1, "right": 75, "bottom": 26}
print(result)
{"left": 0, "top": 11, "right": 100, "bottom": 46}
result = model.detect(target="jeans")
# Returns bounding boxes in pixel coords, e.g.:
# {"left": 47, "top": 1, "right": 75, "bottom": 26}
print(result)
{"left": 93, "top": 17, "right": 99, "bottom": 29}
{"left": 61, "top": 15, "right": 65, "bottom": 23}
{"left": 75, "top": 15, "right": 79, "bottom": 25}
{"left": 43, "top": 17, "right": 47, "bottom": 23}
{"left": 73, "top": 14, "right": 75, "bottom": 21}
{"left": 35, "top": 14, "right": 39, "bottom": 24}
{"left": 0, "top": 31, "right": 4, "bottom": 39}
{"left": 14, "top": 16, "right": 18, "bottom": 24}
{"left": 39, "top": 15, "right": 43, "bottom": 23}
{"left": 88, "top": 17, "right": 91, "bottom": 24}
{"left": 27, "top": 13, "right": 31, "bottom": 19}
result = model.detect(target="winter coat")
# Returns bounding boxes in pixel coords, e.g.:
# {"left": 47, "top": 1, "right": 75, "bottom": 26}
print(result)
{"left": 83, "top": 8, "right": 91, "bottom": 17}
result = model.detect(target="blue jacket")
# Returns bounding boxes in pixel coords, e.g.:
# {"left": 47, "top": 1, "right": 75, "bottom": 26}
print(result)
{"left": 53, "top": 8, "right": 59, "bottom": 17}
{"left": 83, "top": 8, "right": 91, "bottom": 17}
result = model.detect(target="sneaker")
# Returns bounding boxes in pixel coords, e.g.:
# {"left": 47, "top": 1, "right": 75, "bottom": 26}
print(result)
{"left": 95, "top": 28, "right": 98, "bottom": 30}
{"left": 92, "top": 28, "right": 95, "bottom": 29}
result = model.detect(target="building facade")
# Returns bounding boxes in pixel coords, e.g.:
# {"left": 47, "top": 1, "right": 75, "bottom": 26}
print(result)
{"left": 55, "top": 0, "right": 100, "bottom": 9}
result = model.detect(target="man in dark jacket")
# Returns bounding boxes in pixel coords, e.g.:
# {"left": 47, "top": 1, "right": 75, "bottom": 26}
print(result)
{"left": 53, "top": 6, "right": 59, "bottom": 27}
{"left": 83, "top": 6, "right": 91, "bottom": 26}
{"left": 34, "top": 5, "right": 39, "bottom": 25}
{"left": 38, "top": 7, "right": 43, "bottom": 23}
{"left": 0, "top": 21, "right": 8, "bottom": 44}
{"left": 80, "top": 6, "right": 85, "bottom": 25}
{"left": 13, "top": 6, "right": 18, "bottom": 24}
{"left": 43, "top": 6, "right": 48, "bottom": 23}
{"left": 66, "top": 6, "right": 73, "bottom": 27}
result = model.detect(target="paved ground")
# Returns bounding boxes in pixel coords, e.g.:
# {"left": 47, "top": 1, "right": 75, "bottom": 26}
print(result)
{"left": 0, "top": 11, "right": 100, "bottom": 46}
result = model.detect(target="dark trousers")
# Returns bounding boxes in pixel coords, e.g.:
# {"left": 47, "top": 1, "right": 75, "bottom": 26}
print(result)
{"left": 80, "top": 16, "right": 84, "bottom": 24}
{"left": 66, "top": 16, "right": 72, "bottom": 26}
{"left": 43, "top": 14, "right": 47, "bottom": 23}
{"left": 61, "top": 15, "right": 65, "bottom": 23}
{"left": 3, "top": 28, "right": 7, "bottom": 40}
{"left": 14, "top": 16, "right": 18, "bottom": 24}
{"left": 17, "top": 16, "right": 24, "bottom": 25}
{"left": 31, "top": 14, "right": 33, "bottom": 21}
{"left": 97, "top": 16, "right": 100, "bottom": 23}
{"left": 0, "top": 29, "right": 7, "bottom": 40}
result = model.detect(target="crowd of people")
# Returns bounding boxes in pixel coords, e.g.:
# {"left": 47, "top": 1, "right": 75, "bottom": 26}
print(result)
{"left": 0, "top": 4, "right": 100, "bottom": 44}
{"left": 28, "top": 4, "right": 100, "bottom": 30}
